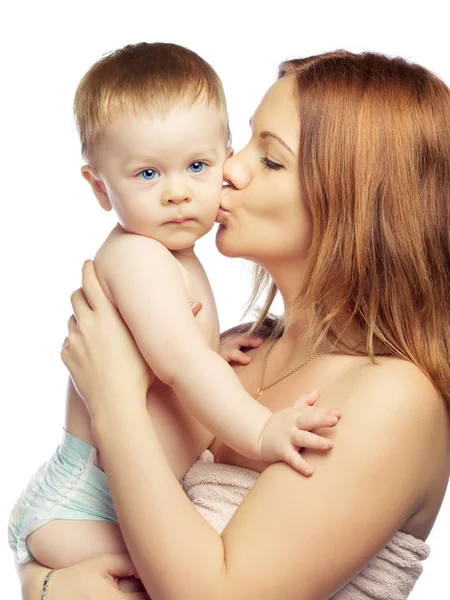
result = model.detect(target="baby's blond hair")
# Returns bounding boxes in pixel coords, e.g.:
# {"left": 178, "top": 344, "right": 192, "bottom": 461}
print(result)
{"left": 74, "top": 42, "right": 230, "bottom": 163}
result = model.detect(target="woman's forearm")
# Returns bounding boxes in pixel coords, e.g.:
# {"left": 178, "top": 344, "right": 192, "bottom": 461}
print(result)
{"left": 17, "top": 560, "right": 48, "bottom": 600}
{"left": 93, "top": 406, "right": 227, "bottom": 600}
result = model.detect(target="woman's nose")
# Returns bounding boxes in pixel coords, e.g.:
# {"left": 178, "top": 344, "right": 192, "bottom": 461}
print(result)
{"left": 222, "top": 152, "right": 251, "bottom": 190}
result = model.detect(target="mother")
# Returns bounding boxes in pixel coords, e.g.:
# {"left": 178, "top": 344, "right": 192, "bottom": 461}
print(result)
{"left": 19, "top": 51, "right": 450, "bottom": 599}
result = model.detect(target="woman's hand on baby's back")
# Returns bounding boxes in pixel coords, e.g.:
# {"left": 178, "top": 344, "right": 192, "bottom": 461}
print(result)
{"left": 190, "top": 301, "right": 203, "bottom": 317}
{"left": 219, "top": 332, "right": 264, "bottom": 364}
{"left": 260, "top": 390, "right": 342, "bottom": 476}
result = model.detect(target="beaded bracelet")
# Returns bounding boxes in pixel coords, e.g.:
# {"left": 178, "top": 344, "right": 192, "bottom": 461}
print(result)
{"left": 41, "top": 569, "right": 56, "bottom": 598}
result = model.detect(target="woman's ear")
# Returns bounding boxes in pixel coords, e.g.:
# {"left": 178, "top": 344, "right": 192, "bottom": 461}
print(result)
{"left": 81, "top": 166, "right": 112, "bottom": 212}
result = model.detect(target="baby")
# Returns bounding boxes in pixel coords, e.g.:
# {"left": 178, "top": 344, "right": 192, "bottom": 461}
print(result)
{"left": 9, "top": 43, "right": 339, "bottom": 582}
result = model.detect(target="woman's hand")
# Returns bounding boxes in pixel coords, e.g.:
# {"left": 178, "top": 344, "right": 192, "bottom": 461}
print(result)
{"left": 61, "top": 261, "right": 150, "bottom": 420}
{"left": 61, "top": 260, "right": 203, "bottom": 420}
{"left": 24, "top": 554, "right": 149, "bottom": 599}
{"left": 219, "top": 332, "right": 263, "bottom": 364}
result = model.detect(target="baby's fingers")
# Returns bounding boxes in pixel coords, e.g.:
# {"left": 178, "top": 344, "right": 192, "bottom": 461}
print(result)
{"left": 291, "top": 429, "right": 334, "bottom": 452}
{"left": 293, "top": 389, "right": 320, "bottom": 408}
{"left": 311, "top": 406, "right": 342, "bottom": 418}
{"left": 296, "top": 411, "right": 339, "bottom": 431}
{"left": 285, "top": 449, "right": 315, "bottom": 476}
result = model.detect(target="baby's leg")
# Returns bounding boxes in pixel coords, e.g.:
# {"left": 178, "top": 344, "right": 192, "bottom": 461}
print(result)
{"left": 27, "top": 520, "right": 144, "bottom": 592}
{"left": 12, "top": 378, "right": 206, "bottom": 594}
{"left": 27, "top": 520, "right": 127, "bottom": 568}
{"left": 10, "top": 432, "right": 123, "bottom": 569}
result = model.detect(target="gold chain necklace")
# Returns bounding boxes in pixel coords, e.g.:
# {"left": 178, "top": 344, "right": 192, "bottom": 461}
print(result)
{"left": 255, "top": 339, "right": 331, "bottom": 399}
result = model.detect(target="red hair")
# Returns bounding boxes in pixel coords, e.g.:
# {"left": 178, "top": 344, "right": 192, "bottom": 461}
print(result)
{"left": 250, "top": 51, "right": 450, "bottom": 407}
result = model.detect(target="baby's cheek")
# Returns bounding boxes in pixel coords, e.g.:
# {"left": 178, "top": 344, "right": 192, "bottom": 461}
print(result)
{"left": 203, "top": 187, "right": 222, "bottom": 212}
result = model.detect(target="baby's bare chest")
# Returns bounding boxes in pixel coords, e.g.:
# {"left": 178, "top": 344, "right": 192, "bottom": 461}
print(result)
{"left": 175, "top": 254, "right": 220, "bottom": 352}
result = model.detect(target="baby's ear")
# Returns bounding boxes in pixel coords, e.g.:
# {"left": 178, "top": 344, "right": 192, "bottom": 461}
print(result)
{"left": 81, "top": 165, "right": 112, "bottom": 211}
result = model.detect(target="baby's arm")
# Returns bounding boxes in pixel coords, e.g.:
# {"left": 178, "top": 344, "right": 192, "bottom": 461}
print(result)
{"left": 96, "top": 234, "right": 338, "bottom": 469}
{"left": 97, "top": 234, "right": 270, "bottom": 459}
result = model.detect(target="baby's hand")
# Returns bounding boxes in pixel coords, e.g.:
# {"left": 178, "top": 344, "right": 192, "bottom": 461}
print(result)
{"left": 259, "top": 390, "right": 341, "bottom": 476}
{"left": 219, "top": 333, "right": 264, "bottom": 365}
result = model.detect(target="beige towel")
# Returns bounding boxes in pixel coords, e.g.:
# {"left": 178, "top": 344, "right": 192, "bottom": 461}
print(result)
{"left": 182, "top": 450, "right": 430, "bottom": 599}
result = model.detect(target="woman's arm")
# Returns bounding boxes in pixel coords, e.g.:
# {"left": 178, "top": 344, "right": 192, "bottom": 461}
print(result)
{"left": 18, "top": 555, "right": 148, "bottom": 600}
{"left": 18, "top": 560, "right": 48, "bottom": 600}
{"left": 63, "top": 262, "right": 442, "bottom": 600}
{"left": 91, "top": 364, "right": 438, "bottom": 600}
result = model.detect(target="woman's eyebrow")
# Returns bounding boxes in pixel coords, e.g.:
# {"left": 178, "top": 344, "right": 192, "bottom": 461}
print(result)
{"left": 249, "top": 116, "right": 294, "bottom": 155}
{"left": 259, "top": 131, "right": 294, "bottom": 155}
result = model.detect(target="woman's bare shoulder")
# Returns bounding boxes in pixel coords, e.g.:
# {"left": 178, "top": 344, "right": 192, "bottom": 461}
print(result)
{"left": 326, "top": 354, "right": 445, "bottom": 419}
{"left": 223, "top": 355, "right": 447, "bottom": 599}
{"left": 318, "top": 355, "right": 449, "bottom": 496}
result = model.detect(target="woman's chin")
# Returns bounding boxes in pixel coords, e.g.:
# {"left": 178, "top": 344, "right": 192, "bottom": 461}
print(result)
{"left": 215, "top": 226, "right": 239, "bottom": 258}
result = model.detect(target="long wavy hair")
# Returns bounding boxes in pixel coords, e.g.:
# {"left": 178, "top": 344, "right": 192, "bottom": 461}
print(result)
{"left": 247, "top": 51, "right": 450, "bottom": 407}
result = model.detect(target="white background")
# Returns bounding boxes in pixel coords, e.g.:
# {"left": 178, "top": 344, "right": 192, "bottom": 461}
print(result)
{"left": 2, "top": 1, "right": 448, "bottom": 597}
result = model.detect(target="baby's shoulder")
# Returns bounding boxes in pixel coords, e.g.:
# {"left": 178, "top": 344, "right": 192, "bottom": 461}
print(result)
{"left": 96, "top": 226, "right": 174, "bottom": 262}
{"left": 93, "top": 228, "right": 181, "bottom": 299}
{"left": 95, "top": 227, "right": 180, "bottom": 279}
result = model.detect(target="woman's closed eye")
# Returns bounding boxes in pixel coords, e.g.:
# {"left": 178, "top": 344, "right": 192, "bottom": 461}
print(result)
{"left": 260, "top": 157, "right": 284, "bottom": 171}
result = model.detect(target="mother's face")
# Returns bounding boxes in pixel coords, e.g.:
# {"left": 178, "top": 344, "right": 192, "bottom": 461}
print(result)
{"left": 216, "top": 76, "right": 312, "bottom": 270}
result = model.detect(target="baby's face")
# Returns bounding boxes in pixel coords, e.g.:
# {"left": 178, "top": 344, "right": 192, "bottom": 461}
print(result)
{"left": 92, "top": 100, "right": 227, "bottom": 251}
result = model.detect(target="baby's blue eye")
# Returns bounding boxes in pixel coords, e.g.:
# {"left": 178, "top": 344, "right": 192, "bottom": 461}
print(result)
{"left": 139, "top": 169, "right": 159, "bottom": 181}
{"left": 188, "top": 162, "right": 206, "bottom": 173}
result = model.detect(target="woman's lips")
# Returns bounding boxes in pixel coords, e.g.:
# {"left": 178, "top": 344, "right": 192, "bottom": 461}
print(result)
{"left": 216, "top": 206, "right": 230, "bottom": 224}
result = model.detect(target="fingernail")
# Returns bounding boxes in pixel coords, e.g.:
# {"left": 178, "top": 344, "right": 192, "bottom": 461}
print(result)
{"left": 327, "top": 416, "right": 338, "bottom": 425}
